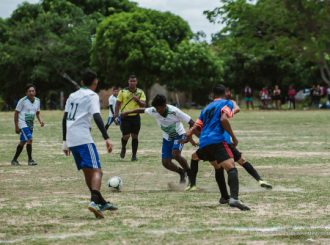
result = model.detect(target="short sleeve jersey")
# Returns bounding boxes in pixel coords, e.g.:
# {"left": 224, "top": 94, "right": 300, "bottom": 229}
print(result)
{"left": 117, "top": 88, "right": 146, "bottom": 116}
{"left": 65, "top": 88, "right": 100, "bottom": 147}
{"left": 15, "top": 96, "right": 41, "bottom": 129}
{"left": 108, "top": 95, "right": 117, "bottom": 117}
{"left": 195, "top": 99, "right": 234, "bottom": 149}
{"left": 145, "top": 105, "right": 191, "bottom": 140}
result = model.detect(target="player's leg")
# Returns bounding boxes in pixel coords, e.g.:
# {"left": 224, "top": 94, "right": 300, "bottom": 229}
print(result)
{"left": 105, "top": 117, "right": 112, "bottom": 130}
{"left": 130, "top": 116, "right": 141, "bottom": 161}
{"left": 215, "top": 167, "right": 230, "bottom": 204}
{"left": 237, "top": 156, "right": 272, "bottom": 189}
{"left": 120, "top": 118, "right": 130, "bottom": 159}
{"left": 12, "top": 141, "right": 25, "bottom": 166}
{"left": 172, "top": 136, "right": 191, "bottom": 182}
{"left": 185, "top": 156, "right": 199, "bottom": 191}
{"left": 26, "top": 139, "right": 37, "bottom": 165}
{"left": 213, "top": 143, "right": 250, "bottom": 210}
{"left": 162, "top": 139, "right": 185, "bottom": 183}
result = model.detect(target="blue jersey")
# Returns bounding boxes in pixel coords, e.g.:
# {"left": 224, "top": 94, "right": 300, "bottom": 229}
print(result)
{"left": 223, "top": 130, "right": 232, "bottom": 144}
{"left": 196, "top": 99, "right": 234, "bottom": 149}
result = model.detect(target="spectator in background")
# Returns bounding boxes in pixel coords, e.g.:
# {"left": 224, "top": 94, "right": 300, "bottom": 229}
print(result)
{"left": 287, "top": 85, "right": 297, "bottom": 109}
{"left": 259, "top": 87, "right": 269, "bottom": 109}
{"left": 244, "top": 85, "right": 254, "bottom": 109}
{"left": 311, "top": 84, "right": 322, "bottom": 108}
{"left": 272, "top": 85, "right": 281, "bottom": 109}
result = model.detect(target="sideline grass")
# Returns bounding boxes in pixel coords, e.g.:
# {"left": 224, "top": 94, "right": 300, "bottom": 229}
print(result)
{"left": 0, "top": 110, "right": 329, "bottom": 244}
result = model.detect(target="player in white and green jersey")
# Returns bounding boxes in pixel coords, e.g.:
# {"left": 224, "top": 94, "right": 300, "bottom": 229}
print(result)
{"left": 121, "top": 94, "right": 195, "bottom": 184}
{"left": 11, "top": 84, "right": 44, "bottom": 166}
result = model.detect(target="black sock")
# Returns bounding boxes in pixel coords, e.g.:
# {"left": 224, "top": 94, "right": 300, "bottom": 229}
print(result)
{"left": 215, "top": 168, "right": 230, "bottom": 200}
{"left": 13, "top": 144, "right": 24, "bottom": 161}
{"left": 105, "top": 124, "right": 109, "bottom": 131}
{"left": 242, "top": 162, "right": 261, "bottom": 181}
{"left": 227, "top": 168, "right": 239, "bottom": 200}
{"left": 132, "top": 138, "right": 138, "bottom": 157}
{"left": 91, "top": 190, "right": 106, "bottom": 205}
{"left": 121, "top": 138, "right": 128, "bottom": 149}
{"left": 190, "top": 159, "right": 199, "bottom": 186}
{"left": 26, "top": 144, "right": 32, "bottom": 161}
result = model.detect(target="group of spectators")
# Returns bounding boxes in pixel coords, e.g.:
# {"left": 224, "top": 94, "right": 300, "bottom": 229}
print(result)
{"left": 241, "top": 84, "right": 329, "bottom": 110}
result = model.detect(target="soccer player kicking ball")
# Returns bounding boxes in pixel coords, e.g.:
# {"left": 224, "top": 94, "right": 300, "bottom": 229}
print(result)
{"left": 62, "top": 69, "right": 117, "bottom": 219}
{"left": 121, "top": 94, "right": 195, "bottom": 184}
{"left": 11, "top": 84, "right": 44, "bottom": 166}
{"left": 184, "top": 85, "right": 250, "bottom": 211}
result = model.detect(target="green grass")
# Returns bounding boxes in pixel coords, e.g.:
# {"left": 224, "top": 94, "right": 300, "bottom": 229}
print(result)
{"left": 0, "top": 109, "right": 329, "bottom": 244}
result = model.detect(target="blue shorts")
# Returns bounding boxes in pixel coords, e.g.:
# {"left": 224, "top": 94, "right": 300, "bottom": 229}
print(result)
{"left": 20, "top": 127, "right": 33, "bottom": 142}
{"left": 106, "top": 117, "right": 115, "bottom": 126}
{"left": 162, "top": 135, "right": 184, "bottom": 159}
{"left": 69, "top": 143, "right": 101, "bottom": 170}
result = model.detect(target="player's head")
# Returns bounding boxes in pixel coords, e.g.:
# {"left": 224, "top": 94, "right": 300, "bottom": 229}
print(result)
{"left": 128, "top": 75, "right": 137, "bottom": 90}
{"left": 151, "top": 94, "right": 167, "bottom": 114}
{"left": 212, "top": 84, "right": 226, "bottom": 99}
{"left": 25, "top": 84, "right": 36, "bottom": 99}
{"left": 81, "top": 68, "right": 98, "bottom": 90}
{"left": 112, "top": 86, "right": 119, "bottom": 96}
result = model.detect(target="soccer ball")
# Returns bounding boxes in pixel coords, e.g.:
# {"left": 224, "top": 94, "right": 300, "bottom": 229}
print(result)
{"left": 107, "top": 176, "right": 122, "bottom": 191}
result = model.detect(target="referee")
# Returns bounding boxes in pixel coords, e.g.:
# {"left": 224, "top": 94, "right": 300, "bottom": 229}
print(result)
{"left": 114, "top": 75, "right": 146, "bottom": 161}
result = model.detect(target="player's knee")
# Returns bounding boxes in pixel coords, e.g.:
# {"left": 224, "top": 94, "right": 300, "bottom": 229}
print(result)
{"left": 20, "top": 141, "right": 26, "bottom": 146}
{"left": 191, "top": 152, "right": 199, "bottom": 161}
{"left": 221, "top": 159, "right": 235, "bottom": 171}
{"left": 131, "top": 134, "right": 138, "bottom": 139}
{"left": 162, "top": 159, "right": 170, "bottom": 167}
{"left": 237, "top": 158, "right": 245, "bottom": 165}
{"left": 172, "top": 150, "right": 181, "bottom": 158}
{"left": 122, "top": 135, "right": 130, "bottom": 141}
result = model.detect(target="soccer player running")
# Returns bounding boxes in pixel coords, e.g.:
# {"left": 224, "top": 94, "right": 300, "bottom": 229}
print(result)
{"left": 11, "top": 84, "right": 44, "bottom": 166}
{"left": 114, "top": 75, "right": 146, "bottom": 161}
{"left": 62, "top": 69, "right": 117, "bottom": 219}
{"left": 121, "top": 94, "right": 195, "bottom": 184}
{"left": 105, "top": 86, "right": 119, "bottom": 130}
{"left": 184, "top": 85, "right": 250, "bottom": 211}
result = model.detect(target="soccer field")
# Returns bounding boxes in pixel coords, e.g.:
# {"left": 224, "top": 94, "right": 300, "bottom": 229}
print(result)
{"left": 0, "top": 110, "right": 329, "bottom": 244}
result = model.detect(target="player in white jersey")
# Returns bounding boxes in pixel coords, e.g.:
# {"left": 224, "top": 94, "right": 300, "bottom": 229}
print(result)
{"left": 11, "top": 84, "right": 44, "bottom": 166}
{"left": 105, "top": 87, "right": 119, "bottom": 130}
{"left": 121, "top": 94, "right": 196, "bottom": 184}
{"left": 62, "top": 69, "right": 117, "bottom": 219}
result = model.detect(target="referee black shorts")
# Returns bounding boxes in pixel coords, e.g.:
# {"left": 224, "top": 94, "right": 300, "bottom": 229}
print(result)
{"left": 196, "top": 142, "right": 233, "bottom": 163}
{"left": 120, "top": 115, "right": 141, "bottom": 135}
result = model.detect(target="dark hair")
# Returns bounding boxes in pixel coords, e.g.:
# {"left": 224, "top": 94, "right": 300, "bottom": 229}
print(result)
{"left": 151, "top": 94, "right": 167, "bottom": 107}
{"left": 81, "top": 68, "right": 97, "bottom": 86}
{"left": 25, "top": 83, "right": 36, "bottom": 91}
{"left": 213, "top": 84, "right": 226, "bottom": 97}
{"left": 112, "top": 86, "right": 119, "bottom": 90}
{"left": 129, "top": 75, "right": 137, "bottom": 80}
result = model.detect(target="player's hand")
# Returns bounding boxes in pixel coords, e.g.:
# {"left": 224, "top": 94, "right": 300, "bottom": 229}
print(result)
{"left": 189, "top": 137, "right": 199, "bottom": 147}
{"left": 40, "top": 121, "right": 45, "bottom": 127}
{"left": 232, "top": 136, "right": 238, "bottom": 147}
{"left": 179, "top": 135, "right": 190, "bottom": 144}
{"left": 105, "top": 139, "right": 113, "bottom": 153}
{"left": 15, "top": 126, "right": 20, "bottom": 134}
{"left": 62, "top": 141, "right": 70, "bottom": 156}
{"left": 132, "top": 95, "right": 140, "bottom": 102}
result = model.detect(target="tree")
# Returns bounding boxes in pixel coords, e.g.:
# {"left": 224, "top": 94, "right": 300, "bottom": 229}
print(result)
{"left": 91, "top": 8, "right": 222, "bottom": 102}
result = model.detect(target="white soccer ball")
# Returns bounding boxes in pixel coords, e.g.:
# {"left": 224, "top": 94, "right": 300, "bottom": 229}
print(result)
{"left": 107, "top": 176, "right": 122, "bottom": 191}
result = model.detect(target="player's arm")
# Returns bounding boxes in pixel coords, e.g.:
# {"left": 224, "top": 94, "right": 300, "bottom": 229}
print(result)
{"left": 93, "top": 113, "right": 112, "bottom": 153}
{"left": 14, "top": 110, "right": 20, "bottom": 134}
{"left": 231, "top": 100, "right": 240, "bottom": 114}
{"left": 114, "top": 100, "right": 121, "bottom": 118}
{"left": 36, "top": 111, "right": 45, "bottom": 127}
{"left": 109, "top": 104, "right": 115, "bottom": 115}
{"left": 121, "top": 108, "right": 146, "bottom": 117}
{"left": 62, "top": 112, "right": 70, "bottom": 156}
{"left": 220, "top": 113, "right": 238, "bottom": 146}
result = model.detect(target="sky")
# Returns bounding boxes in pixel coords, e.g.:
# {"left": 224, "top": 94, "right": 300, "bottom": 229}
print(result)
{"left": 0, "top": 0, "right": 222, "bottom": 41}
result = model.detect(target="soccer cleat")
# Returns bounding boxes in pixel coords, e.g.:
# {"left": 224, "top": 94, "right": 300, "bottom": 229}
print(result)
{"left": 259, "top": 180, "right": 272, "bottom": 189}
{"left": 88, "top": 202, "right": 104, "bottom": 219}
{"left": 219, "top": 197, "right": 229, "bottom": 204}
{"left": 11, "top": 159, "right": 20, "bottom": 166}
{"left": 28, "top": 159, "right": 37, "bottom": 166}
{"left": 185, "top": 185, "right": 197, "bottom": 191}
{"left": 229, "top": 198, "right": 250, "bottom": 211}
{"left": 120, "top": 148, "right": 126, "bottom": 159}
{"left": 100, "top": 202, "right": 118, "bottom": 211}
{"left": 131, "top": 155, "right": 138, "bottom": 161}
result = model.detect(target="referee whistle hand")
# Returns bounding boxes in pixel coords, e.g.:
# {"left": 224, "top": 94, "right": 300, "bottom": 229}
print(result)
{"left": 132, "top": 95, "right": 139, "bottom": 102}
{"left": 105, "top": 139, "right": 113, "bottom": 153}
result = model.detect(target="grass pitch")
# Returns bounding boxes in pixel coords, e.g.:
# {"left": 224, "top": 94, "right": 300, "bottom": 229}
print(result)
{"left": 0, "top": 109, "right": 329, "bottom": 244}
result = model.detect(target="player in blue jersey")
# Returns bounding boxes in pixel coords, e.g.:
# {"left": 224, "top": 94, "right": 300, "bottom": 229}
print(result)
{"left": 184, "top": 85, "right": 250, "bottom": 211}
